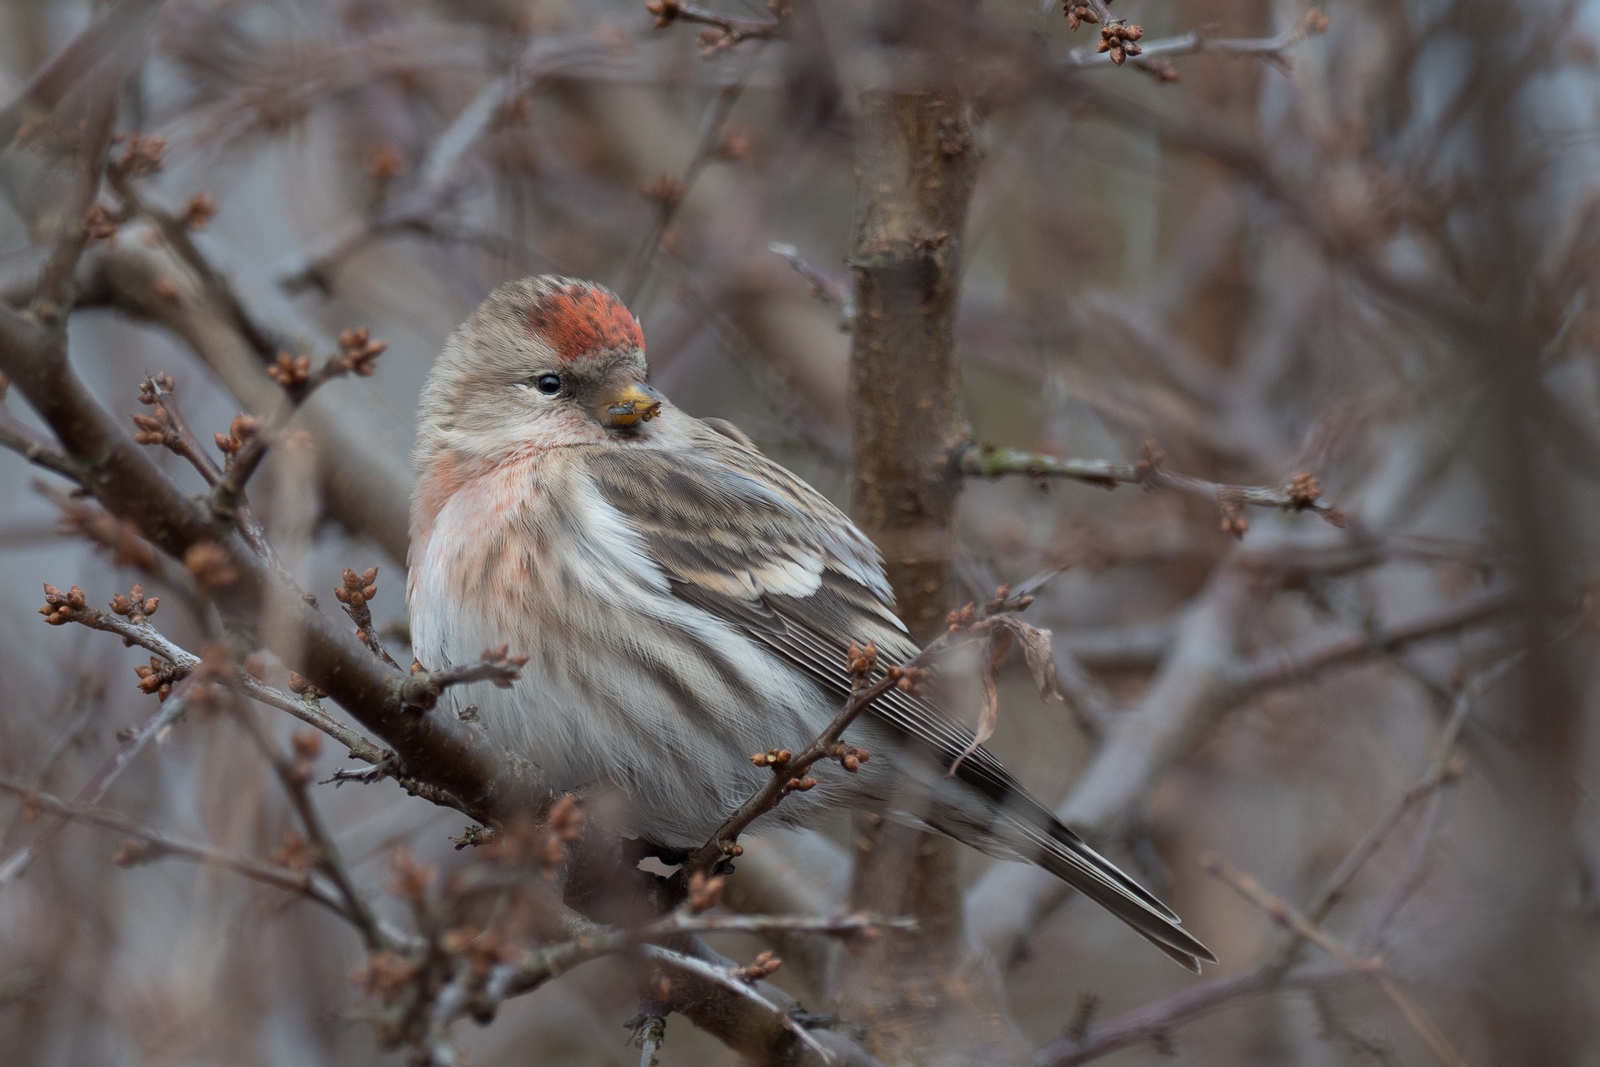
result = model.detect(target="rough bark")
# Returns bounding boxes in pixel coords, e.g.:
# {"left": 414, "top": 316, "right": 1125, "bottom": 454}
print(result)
{"left": 837, "top": 76, "right": 1024, "bottom": 1067}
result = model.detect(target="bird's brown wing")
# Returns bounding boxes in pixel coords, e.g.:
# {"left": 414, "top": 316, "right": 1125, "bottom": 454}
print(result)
{"left": 575, "top": 425, "right": 1216, "bottom": 970}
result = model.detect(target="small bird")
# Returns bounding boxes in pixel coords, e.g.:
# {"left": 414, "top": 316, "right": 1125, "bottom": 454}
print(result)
{"left": 407, "top": 276, "right": 1215, "bottom": 971}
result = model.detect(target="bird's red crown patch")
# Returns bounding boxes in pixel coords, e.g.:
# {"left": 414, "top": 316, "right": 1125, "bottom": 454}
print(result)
{"left": 526, "top": 284, "right": 644, "bottom": 363}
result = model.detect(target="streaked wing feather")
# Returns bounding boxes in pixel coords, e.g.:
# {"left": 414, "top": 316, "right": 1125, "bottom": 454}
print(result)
{"left": 579, "top": 428, "right": 1214, "bottom": 968}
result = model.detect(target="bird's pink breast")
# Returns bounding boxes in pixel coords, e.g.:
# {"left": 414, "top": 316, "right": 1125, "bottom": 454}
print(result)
{"left": 410, "top": 450, "right": 553, "bottom": 612}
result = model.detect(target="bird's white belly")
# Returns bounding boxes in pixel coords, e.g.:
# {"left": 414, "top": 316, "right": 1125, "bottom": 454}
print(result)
{"left": 406, "top": 461, "right": 884, "bottom": 846}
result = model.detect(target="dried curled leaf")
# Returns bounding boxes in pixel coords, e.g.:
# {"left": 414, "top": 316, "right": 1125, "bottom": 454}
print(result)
{"left": 947, "top": 616, "right": 1062, "bottom": 778}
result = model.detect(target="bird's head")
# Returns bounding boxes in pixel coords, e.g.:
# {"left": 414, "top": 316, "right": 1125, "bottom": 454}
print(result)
{"left": 415, "top": 276, "right": 662, "bottom": 466}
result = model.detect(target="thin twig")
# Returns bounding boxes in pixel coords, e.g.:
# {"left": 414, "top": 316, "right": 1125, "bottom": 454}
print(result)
{"left": 46, "top": 598, "right": 388, "bottom": 762}
{"left": 229, "top": 699, "right": 389, "bottom": 950}
{"left": 645, "top": 1, "right": 781, "bottom": 47}
{"left": 32, "top": 74, "right": 118, "bottom": 317}
{"left": 620, "top": 56, "right": 754, "bottom": 304}
{"left": 0, "top": 406, "right": 80, "bottom": 481}
{"left": 1202, "top": 855, "right": 1465, "bottom": 1067}
{"left": 639, "top": 945, "right": 832, "bottom": 1061}
{"left": 0, "top": 683, "right": 191, "bottom": 887}
{"left": 1060, "top": 12, "right": 1329, "bottom": 73}
{"left": 768, "top": 242, "right": 853, "bottom": 326}
{"left": 960, "top": 442, "right": 1343, "bottom": 535}
{"left": 684, "top": 586, "right": 1038, "bottom": 875}
{"left": 1032, "top": 963, "right": 1354, "bottom": 1066}
{"left": 400, "top": 647, "right": 529, "bottom": 711}
{"left": 0, "top": 776, "right": 355, "bottom": 919}
{"left": 1226, "top": 588, "right": 1517, "bottom": 694}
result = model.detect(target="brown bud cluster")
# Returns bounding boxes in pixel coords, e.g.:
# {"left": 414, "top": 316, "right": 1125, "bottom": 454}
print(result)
{"left": 335, "top": 567, "right": 379, "bottom": 610}
{"left": 829, "top": 742, "right": 872, "bottom": 773}
{"left": 289, "top": 728, "right": 323, "bottom": 783}
{"left": 539, "top": 794, "right": 586, "bottom": 876}
{"left": 1136, "top": 438, "right": 1165, "bottom": 479}
{"left": 131, "top": 373, "right": 180, "bottom": 446}
{"left": 271, "top": 827, "right": 315, "bottom": 871}
{"left": 750, "top": 748, "right": 792, "bottom": 768}
{"left": 785, "top": 775, "right": 818, "bottom": 792}
{"left": 349, "top": 951, "right": 421, "bottom": 1004}
{"left": 1287, "top": 472, "right": 1323, "bottom": 508}
{"left": 885, "top": 665, "right": 930, "bottom": 695}
{"left": 389, "top": 847, "right": 437, "bottom": 905}
{"left": 946, "top": 602, "right": 979, "bottom": 632}
{"left": 1064, "top": 1, "right": 1098, "bottom": 30}
{"left": 287, "top": 672, "right": 328, "bottom": 699}
{"left": 1097, "top": 21, "right": 1144, "bottom": 65}
{"left": 181, "top": 192, "right": 216, "bottom": 230}
{"left": 686, "top": 870, "right": 726, "bottom": 913}
{"left": 1141, "top": 59, "right": 1181, "bottom": 84}
{"left": 110, "top": 132, "right": 166, "bottom": 178}
{"left": 266, "top": 351, "right": 313, "bottom": 391}
{"left": 1220, "top": 503, "right": 1250, "bottom": 540}
{"left": 440, "top": 926, "right": 518, "bottom": 977}
{"left": 109, "top": 583, "right": 160, "bottom": 624}
{"left": 38, "top": 583, "right": 86, "bottom": 625}
{"left": 184, "top": 541, "right": 240, "bottom": 588}
{"left": 53, "top": 497, "right": 158, "bottom": 573}
{"left": 482, "top": 643, "right": 531, "bottom": 688}
{"left": 736, "top": 949, "right": 782, "bottom": 983}
{"left": 336, "top": 328, "right": 386, "bottom": 378}
{"left": 214, "top": 413, "right": 262, "bottom": 456}
{"left": 846, "top": 640, "right": 878, "bottom": 677}
{"left": 367, "top": 143, "right": 404, "bottom": 184}
{"left": 646, "top": 0, "right": 685, "bottom": 27}
{"left": 83, "top": 204, "right": 119, "bottom": 245}
{"left": 134, "top": 656, "right": 182, "bottom": 701}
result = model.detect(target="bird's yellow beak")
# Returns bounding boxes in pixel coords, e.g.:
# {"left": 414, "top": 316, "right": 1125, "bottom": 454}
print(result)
{"left": 597, "top": 382, "right": 662, "bottom": 428}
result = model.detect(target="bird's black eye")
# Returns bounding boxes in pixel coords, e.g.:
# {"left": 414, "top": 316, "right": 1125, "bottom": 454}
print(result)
{"left": 531, "top": 373, "right": 562, "bottom": 395}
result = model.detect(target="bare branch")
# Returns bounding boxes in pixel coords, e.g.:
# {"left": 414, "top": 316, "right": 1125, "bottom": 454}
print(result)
{"left": 32, "top": 85, "right": 117, "bottom": 316}
{"left": 229, "top": 700, "right": 388, "bottom": 951}
{"left": 0, "top": 776, "right": 355, "bottom": 920}
{"left": 960, "top": 441, "right": 1344, "bottom": 537}
{"left": 0, "top": 678, "right": 192, "bottom": 887}
{"left": 208, "top": 329, "right": 386, "bottom": 519}
{"left": 1034, "top": 963, "right": 1355, "bottom": 1066}
{"left": 768, "top": 242, "right": 853, "bottom": 325}
{"left": 38, "top": 590, "right": 388, "bottom": 763}
{"left": 0, "top": 403, "right": 79, "bottom": 481}
{"left": 1202, "top": 855, "right": 1465, "bottom": 1067}
{"left": 621, "top": 74, "right": 750, "bottom": 303}
{"left": 0, "top": 0, "right": 163, "bottom": 149}
{"left": 1061, "top": 9, "right": 1330, "bottom": 77}
{"left": 969, "top": 574, "right": 1516, "bottom": 961}
{"left": 644, "top": 1, "right": 783, "bottom": 51}
{"left": 401, "top": 646, "right": 531, "bottom": 712}
{"left": 685, "top": 587, "right": 1037, "bottom": 876}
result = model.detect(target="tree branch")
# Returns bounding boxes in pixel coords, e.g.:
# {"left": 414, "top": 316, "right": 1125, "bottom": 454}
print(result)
{"left": 0, "top": 680, "right": 193, "bottom": 887}
{"left": 960, "top": 442, "right": 1344, "bottom": 536}
{"left": 1033, "top": 963, "right": 1354, "bottom": 1066}
{"left": 1060, "top": 10, "right": 1330, "bottom": 77}
{"left": 1202, "top": 856, "right": 1465, "bottom": 1067}
{"left": 0, "top": 776, "right": 355, "bottom": 921}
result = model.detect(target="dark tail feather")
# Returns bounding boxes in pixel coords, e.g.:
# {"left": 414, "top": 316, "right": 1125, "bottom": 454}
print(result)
{"left": 1021, "top": 816, "right": 1218, "bottom": 972}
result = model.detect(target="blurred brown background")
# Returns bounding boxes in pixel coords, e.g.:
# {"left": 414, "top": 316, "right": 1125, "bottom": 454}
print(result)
{"left": 1, "top": 0, "right": 1597, "bottom": 1064}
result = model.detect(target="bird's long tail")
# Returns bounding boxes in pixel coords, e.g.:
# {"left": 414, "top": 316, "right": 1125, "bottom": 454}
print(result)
{"left": 1008, "top": 810, "right": 1217, "bottom": 972}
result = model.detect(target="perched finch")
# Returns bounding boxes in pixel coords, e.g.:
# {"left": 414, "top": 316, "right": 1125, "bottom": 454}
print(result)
{"left": 408, "top": 276, "right": 1215, "bottom": 971}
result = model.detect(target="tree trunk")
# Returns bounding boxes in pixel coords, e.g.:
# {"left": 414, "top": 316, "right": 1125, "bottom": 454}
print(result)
{"left": 838, "top": 80, "right": 1025, "bottom": 1067}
